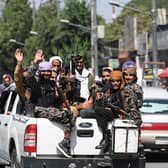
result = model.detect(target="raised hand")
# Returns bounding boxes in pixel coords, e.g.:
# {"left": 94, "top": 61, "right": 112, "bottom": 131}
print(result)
{"left": 15, "top": 48, "right": 23, "bottom": 64}
{"left": 33, "top": 49, "right": 44, "bottom": 64}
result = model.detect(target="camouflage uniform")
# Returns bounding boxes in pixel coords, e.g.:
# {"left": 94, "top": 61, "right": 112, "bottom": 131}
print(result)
{"left": 14, "top": 63, "right": 74, "bottom": 133}
{"left": 34, "top": 106, "right": 74, "bottom": 132}
{"left": 123, "top": 83, "right": 143, "bottom": 126}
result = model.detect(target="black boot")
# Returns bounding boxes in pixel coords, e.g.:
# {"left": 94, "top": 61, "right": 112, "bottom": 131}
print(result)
{"left": 95, "top": 138, "right": 107, "bottom": 149}
{"left": 57, "top": 139, "right": 71, "bottom": 158}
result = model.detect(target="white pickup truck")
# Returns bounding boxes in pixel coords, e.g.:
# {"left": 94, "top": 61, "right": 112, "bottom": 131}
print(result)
{"left": 0, "top": 88, "right": 146, "bottom": 168}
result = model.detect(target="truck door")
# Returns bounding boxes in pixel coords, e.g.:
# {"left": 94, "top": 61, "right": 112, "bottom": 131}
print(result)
{"left": 0, "top": 91, "right": 17, "bottom": 161}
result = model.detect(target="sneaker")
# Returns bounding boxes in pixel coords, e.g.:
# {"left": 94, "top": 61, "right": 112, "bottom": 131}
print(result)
{"left": 57, "top": 140, "right": 72, "bottom": 158}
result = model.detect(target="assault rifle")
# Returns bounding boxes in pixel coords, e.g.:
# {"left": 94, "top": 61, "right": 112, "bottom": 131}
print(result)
{"left": 105, "top": 103, "right": 129, "bottom": 117}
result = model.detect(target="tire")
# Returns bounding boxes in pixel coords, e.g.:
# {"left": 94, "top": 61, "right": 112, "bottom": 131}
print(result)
{"left": 10, "top": 147, "right": 21, "bottom": 168}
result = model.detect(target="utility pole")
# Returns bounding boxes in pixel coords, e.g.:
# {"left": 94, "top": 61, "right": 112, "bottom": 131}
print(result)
{"left": 151, "top": 0, "right": 159, "bottom": 86}
{"left": 91, "top": 0, "right": 98, "bottom": 78}
{"left": 32, "top": 0, "right": 36, "bottom": 20}
{"left": 0, "top": 0, "right": 6, "bottom": 17}
{"left": 151, "top": 0, "right": 158, "bottom": 62}
{"left": 55, "top": 0, "right": 61, "bottom": 16}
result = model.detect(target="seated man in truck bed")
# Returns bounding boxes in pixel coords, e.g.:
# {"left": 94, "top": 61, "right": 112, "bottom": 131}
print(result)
{"left": 14, "top": 48, "right": 74, "bottom": 158}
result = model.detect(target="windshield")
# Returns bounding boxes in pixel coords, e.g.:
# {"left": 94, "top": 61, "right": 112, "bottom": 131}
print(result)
{"left": 140, "top": 99, "right": 168, "bottom": 114}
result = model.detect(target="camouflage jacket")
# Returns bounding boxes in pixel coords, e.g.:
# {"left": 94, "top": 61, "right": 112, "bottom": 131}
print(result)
{"left": 123, "top": 82, "right": 143, "bottom": 126}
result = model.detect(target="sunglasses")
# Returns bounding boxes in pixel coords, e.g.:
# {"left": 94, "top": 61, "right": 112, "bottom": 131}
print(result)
{"left": 76, "top": 61, "right": 84, "bottom": 64}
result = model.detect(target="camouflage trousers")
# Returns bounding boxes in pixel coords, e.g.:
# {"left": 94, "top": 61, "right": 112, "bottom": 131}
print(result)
{"left": 34, "top": 106, "right": 75, "bottom": 133}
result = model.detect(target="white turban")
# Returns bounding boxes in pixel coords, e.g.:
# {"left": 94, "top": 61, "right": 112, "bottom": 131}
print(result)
{"left": 49, "top": 56, "right": 63, "bottom": 67}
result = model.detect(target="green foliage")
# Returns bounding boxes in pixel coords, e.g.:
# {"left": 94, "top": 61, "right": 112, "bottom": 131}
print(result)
{"left": 105, "top": 0, "right": 168, "bottom": 40}
{"left": 24, "top": 1, "right": 58, "bottom": 64}
{"left": 58, "top": 0, "right": 91, "bottom": 65}
{"left": 0, "top": 0, "right": 167, "bottom": 75}
{"left": 0, "top": 0, "right": 105, "bottom": 73}
{"left": 0, "top": 0, "right": 32, "bottom": 76}
{"left": 24, "top": 0, "right": 92, "bottom": 67}
{"left": 61, "top": 0, "right": 91, "bottom": 27}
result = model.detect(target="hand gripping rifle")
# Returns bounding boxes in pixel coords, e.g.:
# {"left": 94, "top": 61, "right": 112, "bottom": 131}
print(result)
{"left": 105, "top": 103, "right": 129, "bottom": 117}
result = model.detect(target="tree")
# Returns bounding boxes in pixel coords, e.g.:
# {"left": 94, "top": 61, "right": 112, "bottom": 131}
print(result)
{"left": 0, "top": 0, "right": 32, "bottom": 77}
{"left": 24, "top": 0, "right": 59, "bottom": 64}
{"left": 58, "top": 0, "right": 91, "bottom": 65}
{"left": 104, "top": 0, "right": 167, "bottom": 40}
{"left": 24, "top": 0, "right": 93, "bottom": 67}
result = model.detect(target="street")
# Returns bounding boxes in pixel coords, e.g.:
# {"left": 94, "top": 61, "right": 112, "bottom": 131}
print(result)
{"left": 146, "top": 163, "right": 168, "bottom": 168}
{"left": 146, "top": 152, "right": 168, "bottom": 168}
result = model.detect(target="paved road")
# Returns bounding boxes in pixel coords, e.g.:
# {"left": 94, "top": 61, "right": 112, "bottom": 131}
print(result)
{"left": 145, "top": 153, "right": 168, "bottom": 168}
{"left": 146, "top": 163, "right": 168, "bottom": 168}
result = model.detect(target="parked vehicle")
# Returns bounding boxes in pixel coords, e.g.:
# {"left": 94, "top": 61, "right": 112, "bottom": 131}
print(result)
{"left": 140, "top": 87, "right": 168, "bottom": 152}
{"left": 0, "top": 88, "right": 145, "bottom": 168}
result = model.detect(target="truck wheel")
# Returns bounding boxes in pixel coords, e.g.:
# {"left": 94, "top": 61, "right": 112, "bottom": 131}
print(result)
{"left": 11, "top": 147, "right": 21, "bottom": 168}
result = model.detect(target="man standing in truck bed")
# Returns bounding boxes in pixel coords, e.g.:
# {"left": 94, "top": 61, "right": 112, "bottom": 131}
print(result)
{"left": 14, "top": 48, "right": 74, "bottom": 158}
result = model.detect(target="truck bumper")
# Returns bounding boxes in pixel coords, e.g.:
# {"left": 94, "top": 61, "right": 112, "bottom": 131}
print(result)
{"left": 21, "top": 155, "right": 145, "bottom": 168}
{"left": 21, "top": 156, "right": 112, "bottom": 168}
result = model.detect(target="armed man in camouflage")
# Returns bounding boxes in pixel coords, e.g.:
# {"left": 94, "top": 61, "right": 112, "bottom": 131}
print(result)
{"left": 95, "top": 70, "right": 125, "bottom": 151}
{"left": 123, "top": 66, "right": 143, "bottom": 127}
{"left": 14, "top": 49, "right": 74, "bottom": 158}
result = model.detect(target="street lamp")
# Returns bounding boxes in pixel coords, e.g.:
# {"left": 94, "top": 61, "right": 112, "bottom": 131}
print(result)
{"left": 60, "top": 19, "right": 98, "bottom": 78}
{"left": 30, "top": 31, "right": 39, "bottom": 36}
{"left": 60, "top": 19, "right": 91, "bottom": 32}
{"left": 109, "top": 0, "right": 158, "bottom": 63}
{"left": 9, "top": 39, "right": 24, "bottom": 46}
{"left": 9, "top": 31, "right": 38, "bottom": 47}
{"left": 109, "top": 1, "right": 151, "bottom": 15}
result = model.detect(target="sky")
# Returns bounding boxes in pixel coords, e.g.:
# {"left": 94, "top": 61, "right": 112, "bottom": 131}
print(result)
{"left": 97, "top": 0, "right": 131, "bottom": 23}
{"left": 30, "top": 0, "right": 131, "bottom": 23}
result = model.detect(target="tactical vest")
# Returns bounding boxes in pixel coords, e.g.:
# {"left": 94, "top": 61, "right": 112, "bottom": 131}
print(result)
{"left": 25, "top": 77, "right": 63, "bottom": 108}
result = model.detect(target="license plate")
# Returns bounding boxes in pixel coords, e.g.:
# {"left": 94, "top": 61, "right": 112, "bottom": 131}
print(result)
{"left": 155, "top": 137, "right": 168, "bottom": 144}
